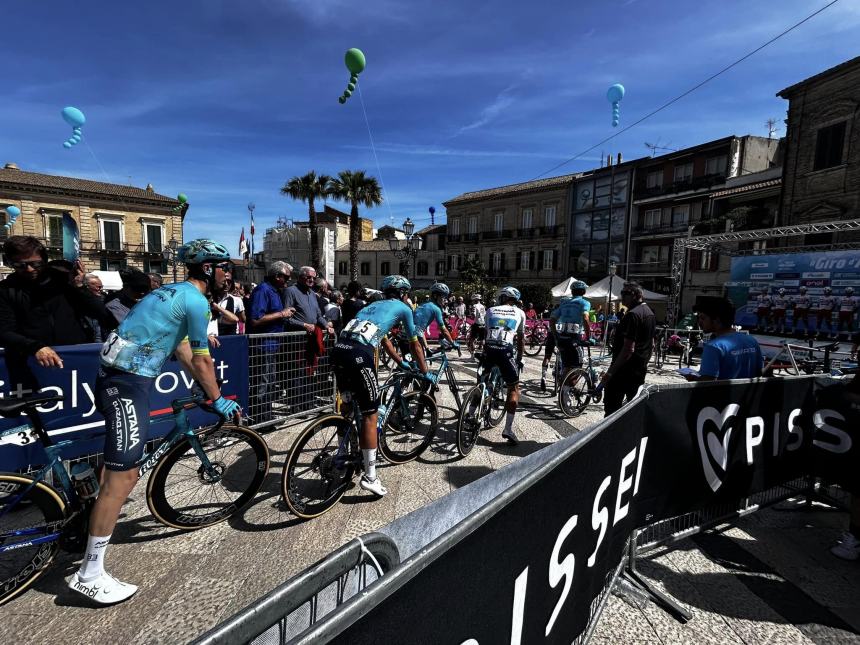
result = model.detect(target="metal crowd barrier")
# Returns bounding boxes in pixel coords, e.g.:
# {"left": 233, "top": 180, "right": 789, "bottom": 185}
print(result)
{"left": 191, "top": 533, "right": 400, "bottom": 645}
{"left": 247, "top": 331, "right": 336, "bottom": 430}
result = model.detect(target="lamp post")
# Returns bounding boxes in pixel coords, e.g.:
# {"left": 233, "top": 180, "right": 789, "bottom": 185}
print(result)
{"left": 162, "top": 237, "right": 179, "bottom": 283}
{"left": 388, "top": 217, "right": 423, "bottom": 279}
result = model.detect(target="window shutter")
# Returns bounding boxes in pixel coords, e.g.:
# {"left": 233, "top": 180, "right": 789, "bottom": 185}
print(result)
{"left": 552, "top": 249, "right": 558, "bottom": 269}
{"left": 500, "top": 253, "right": 506, "bottom": 271}
{"left": 530, "top": 251, "right": 535, "bottom": 270}
{"left": 515, "top": 251, "right": 521, "bottom": 270}
{"left": 689, "top": 250, "right": 700, "bottom": 270}
{"left": 710, "top": 252, "right": 719, "bottom": 271}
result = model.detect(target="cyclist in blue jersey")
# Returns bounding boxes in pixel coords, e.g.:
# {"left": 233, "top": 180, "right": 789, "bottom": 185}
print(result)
{"left": 542, "top": 281, "right": 592, "bottom": 391}
{"left": 68, "top": 239, "right": 241, "bottom": 605}
{"left": 482, "top": 286, "right": 526, "bottom": 444}
{"left": 413, "top": 282, "right": 457, "bottom": 350}
{"left": 333, "top": 275, "right": 434, "bottom": 496}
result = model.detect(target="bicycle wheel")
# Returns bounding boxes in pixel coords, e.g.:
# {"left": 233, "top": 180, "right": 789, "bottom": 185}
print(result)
{"left": 457, "top": 385, "right": 486, "bottom": 456}
{"left": 147, "top": 424, "right": 270, "bottom": 530}
{"left": 558, "top": 369, "right": 591, "bottom": 417}
{"left": 523, "top": 330, "right": 544, "bottom": 356}
{"left": 0, "top": 474, "right": 67, "bottom": 606}
{"left": 446, "top": 364, "right": 463, "bottom": 410}
{"left": 487, "top": 375, "right": 507, "bottom": 427}
{"left": 282, "top": 415, "right": 357, "bottom": 519}
{"left": 379, "top": 391, "right": 438, "bottom": 463}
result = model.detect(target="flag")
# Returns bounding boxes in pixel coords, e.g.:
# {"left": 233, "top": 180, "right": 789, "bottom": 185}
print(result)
{"left": 239, "top": 227, "right": 248, "bottom": 258}
{"left": 250, "top": 213, "right": 255, "bottom": 257}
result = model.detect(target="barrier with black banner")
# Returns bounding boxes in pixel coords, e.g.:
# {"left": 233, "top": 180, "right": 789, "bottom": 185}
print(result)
{"left": 296, "top": 376, "right": 858, "bottom": 644}
{"left": 0, "top": 336, "right": 249, "bottom": 471}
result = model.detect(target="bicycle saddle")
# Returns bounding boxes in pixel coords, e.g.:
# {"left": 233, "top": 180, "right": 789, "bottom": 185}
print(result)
{"left": 0, "top": 392, "right": 64, "bottom": 418}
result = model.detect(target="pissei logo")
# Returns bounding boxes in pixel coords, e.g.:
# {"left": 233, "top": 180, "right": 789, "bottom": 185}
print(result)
{"left": 696, "top": 404, "right": 740, "bottom": 493}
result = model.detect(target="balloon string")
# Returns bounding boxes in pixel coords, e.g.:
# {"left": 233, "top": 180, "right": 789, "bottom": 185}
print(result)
{"left": 357, "top": 83, "right": 395, "bottom": 227}
{"left": 83, "top": 140, "right": 136, "bottom": 218}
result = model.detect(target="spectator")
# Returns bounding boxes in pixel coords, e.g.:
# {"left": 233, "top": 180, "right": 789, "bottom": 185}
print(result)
{"left": 248, "top": 262, "right": 295, "bottom": 422}
{"left": 684, "top": 297, "right": 763, "bottom": 381}
{"left": 103, "top": 268, "right": 153, "bottom": 335}
{"left": 326, "top": 291, "right": 344, "bottom": 334}
{"left": 454, "top": 296, "right": 466, "bottom": 321}
{"left": 601, "top": 282, "right": 656, "bottom": 416}
{"left": 81, "top": 273, "right": 106, "bottom": 343}
{"left": 0, "top": 236, "right": 106, "bottom": 393}
{"left": 313, "top": 277, "right": 331, "bottom": 313}
{"left": 83, "top": 273, "right": 104, "bottom": 297}
{"left": 525, "top": 302, "right": 537, "bottom": 320}
{"left": 147, "top": 272, "right": 163, "bottom": 291}
{"left": 215, "top": 278, "right": 245, "bottom": 336}
{"left": 341, "top": 280, "right": 366, "bottom": 327}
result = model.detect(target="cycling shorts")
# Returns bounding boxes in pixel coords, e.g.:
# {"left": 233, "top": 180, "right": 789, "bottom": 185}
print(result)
{"left": 332, "top": 339, "right": 380, "bottom": 414}
{"left": 483, "top": 345, "right": 519, "bottom": 386}
{"left": 96, "top": 367, "right": 155, "bottom": 471}
{"left": 556, "top": 337, "right": 583, "bottom": 370}
{"left": 470, "top": 322, "right": 487, "bottom": 341}
{"left": 544, "top": 333, "right": 556, "bottom": 358}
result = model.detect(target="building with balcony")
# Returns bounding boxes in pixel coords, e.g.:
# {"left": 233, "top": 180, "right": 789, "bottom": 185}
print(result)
{"left": 0, "top": 163, "right": 185, "bottom": 280}
{"left": 413, "top": 224, "right": 446, "bottom": 290}
{"left": 443, "top": 174, "right": 575, "bottom": 288}
{"left": 777, "top": 56, "right": 860, "bottom": 238}
{"left": 627, "top": 135, "right": 781, "bottom": 295}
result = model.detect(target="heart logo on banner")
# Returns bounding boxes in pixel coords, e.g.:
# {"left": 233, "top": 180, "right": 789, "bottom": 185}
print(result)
{"left": 696, "top": 404, "right": 740, "bottom": 493}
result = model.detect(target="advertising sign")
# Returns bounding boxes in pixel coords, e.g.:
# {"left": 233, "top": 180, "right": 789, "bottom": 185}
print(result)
{"left": 729, "top": 250, "right": 860, "bottom": 327}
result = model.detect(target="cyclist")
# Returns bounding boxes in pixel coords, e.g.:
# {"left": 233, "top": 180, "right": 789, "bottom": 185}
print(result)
{"left": 467, "top": 293, "right": 487, "bottom": 354}
{"left": 413, "top": 282, "right": 457, "bottom": 350}
{"left": 333, "top": 275, "right": 433, "bottom": 497}
{"left": 771, "top": 288, "right": 789, "bottom": 335}
{"left": 67, "top": 239, "right": 241, "bottom": 605}
{"left": 791, "top": 286, "right": 812, "bottom": 337}
{"left": 755, "top": 287, "right": 772, "bottom": 332}
{"left": 837, "top": 287, "right": 858, "bottom": 341}
{"left": 816, "top": 287, "right": 836, "bottom": 339}
{"left": 482, "top": 286, "right": 526, "bottom": 444}
{"left": 542, "top": 281, "right": 592, "bottom": 391}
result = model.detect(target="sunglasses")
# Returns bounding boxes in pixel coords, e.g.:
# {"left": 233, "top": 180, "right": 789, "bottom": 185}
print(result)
{"left": 12, "top": 260, "right": 45, "bottom": 270}
{"left": 214, "top": 262, "right": 234, "bottom": 272}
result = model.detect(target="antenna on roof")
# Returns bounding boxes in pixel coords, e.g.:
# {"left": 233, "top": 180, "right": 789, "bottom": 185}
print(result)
{"left": 766, "top": 118, "right": 779, "bottom": 139}
{"left": 644, "top": 141, "right": 678, "bottom": 157}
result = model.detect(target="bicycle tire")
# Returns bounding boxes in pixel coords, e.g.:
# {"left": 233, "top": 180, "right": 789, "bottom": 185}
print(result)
{"left": 558, "top": 369, "right": 590, "bottom": 417}
{"left": 446, "top": 364, "right": 463, "bottom": 410}
{"left": 0, "top": 474, "right": 67, "bottom": 606}
{"left": 487, "top": 375, "right": 507, "bottom": 427}
{"left": 379, "top": 391, "right": 438, "bottom": 463}
{"left": 456, "top": 385, "right": 484, "bottom": 456}
{"left": 147, "top": 424, "right": 269, "bottom": 530}
{"left": 282, "top": 415, "right": 356, "bottom": 519}
{"left": 523, "top": 330, "right": 544, "bottom": 357}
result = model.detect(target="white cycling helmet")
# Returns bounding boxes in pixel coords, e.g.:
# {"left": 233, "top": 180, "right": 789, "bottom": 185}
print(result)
{"left": 778, "top": 288, "right": 786, "bottom": 295}
{"left": 847, "top": 287, "right": 855, "bottom": 295}
{"left": 497, "top": 286, "right": 521, "bottom": 304}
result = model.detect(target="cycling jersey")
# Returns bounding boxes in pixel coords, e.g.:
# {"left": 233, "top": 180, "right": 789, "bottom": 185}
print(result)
{"left": 792, "top": 295, "right": 811, "bottom": 309}
{"left": 485, "top": 304, "right": 525, "bottom": 348}
{"left": 413, "top": 301, "right": 445, "bottom": 335}
{"left": 551, "top": 296, "right": 591, "bottom": 338}
{"left": 771, "top": 295, "right": 788, "bottom": 310}
{"left": 100, "top": 282, "right": 211, "bottom": 378}
{"left": 816, "top": 296, "right": 836, "bottom": 311}
{"left": 839, "top": 296, "right": 859, "bottom": 312}
{"left": 472, "top": 303, "right": 487, "bottom": 326}
{"left": 340, "top": 298, "right": 417, "bottom": 348}
{"left": 756, "top": 294, "right": 772, "bottom": 310}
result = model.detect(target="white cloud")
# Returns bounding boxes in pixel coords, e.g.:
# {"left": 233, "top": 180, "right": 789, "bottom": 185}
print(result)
{"left": 455, "top": 84, "right": 518, "bottom": 134}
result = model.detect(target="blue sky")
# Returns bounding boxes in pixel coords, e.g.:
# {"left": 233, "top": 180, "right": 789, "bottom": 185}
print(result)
{"left": 2, "top": 0, "right": 858, "bottom": 253}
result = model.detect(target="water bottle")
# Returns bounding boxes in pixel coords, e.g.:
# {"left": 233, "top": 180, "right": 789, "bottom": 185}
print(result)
{"left": 377, "top": 402, "right": 388, "bottom": 422}
{"left": 70, "top": 462, "right": 100, "bottom": 500}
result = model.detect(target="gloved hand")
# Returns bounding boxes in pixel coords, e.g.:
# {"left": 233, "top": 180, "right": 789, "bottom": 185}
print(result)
{"left": 423, "top": 371, "right": 439, "bottom": 384}
{"left": 400, "top": 360, "right": 414, "bottom": 371}
{"left": 213, "top": 396, "right": 241, "bottom": 420}
{"left": 588, "top": 338, "right": 597, "bottom": 346}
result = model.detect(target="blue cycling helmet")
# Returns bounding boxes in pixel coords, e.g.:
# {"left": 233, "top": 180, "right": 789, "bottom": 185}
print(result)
{"left": 497, "top": 286, "right": 521, "bottom": 304}
{"left": 178, "top": 239, "right": 230, "bottom": 265}
{"left": 571, "top": 280, "right": 589, "bottom": 293}
{"left": 430, "top": 282, "right": 451, "bottom": 298}
{"left": 380, "top": 275, "right": 411, "bottom": 295}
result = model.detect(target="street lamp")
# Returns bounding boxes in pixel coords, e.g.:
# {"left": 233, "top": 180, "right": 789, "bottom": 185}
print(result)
{"left": 162, "top": 237, "right": 179, "bottom": 283}
{"left": 388, "top": 217, "right": 424, "bottom": 278}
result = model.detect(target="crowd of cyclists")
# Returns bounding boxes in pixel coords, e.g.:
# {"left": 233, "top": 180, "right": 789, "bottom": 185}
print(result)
{"left": 4, "top": 233, "right": 858, "bottom": 608}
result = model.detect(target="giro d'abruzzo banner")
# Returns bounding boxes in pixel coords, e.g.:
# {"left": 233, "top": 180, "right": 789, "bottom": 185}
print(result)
{"left": 0, "top": 336, "right": 248, "bottom": 471}
{"left": 327, "top": 377, "right": 858, "bottom": 644}
{"left": 727, "top": 250, "right": 860, "bottom": 327}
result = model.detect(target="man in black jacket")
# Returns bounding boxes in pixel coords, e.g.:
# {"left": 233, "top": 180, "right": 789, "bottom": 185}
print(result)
{"left": 0, "top": 236, "right": 106, "bottom": 393}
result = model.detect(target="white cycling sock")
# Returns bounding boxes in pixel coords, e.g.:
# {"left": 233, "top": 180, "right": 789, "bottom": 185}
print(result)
{"left": 77, "top": 534, "right": 111, "bottom": 581}
{"left": 505, "top": 412, "right": 515, "bottom": 432}
{"left": 362, "top": 448, "right": 377, "bottom": 480}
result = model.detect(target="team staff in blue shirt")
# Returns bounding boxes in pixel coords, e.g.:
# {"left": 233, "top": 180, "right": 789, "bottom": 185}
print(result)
{"left": 686, "top": 297, "right": 763, "bottom": 381}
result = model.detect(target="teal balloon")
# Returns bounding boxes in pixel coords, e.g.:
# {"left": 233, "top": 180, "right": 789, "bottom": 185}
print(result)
{"left": 347, "top": 82, "right": 356, "bottom": 91}
{"left": 606, "top": 84, "right": 625, "bottom": 103}
{"left": 72, "top": 134, "right": 82, "bottom": 143}
{"left": 62, "top": 106, "right": 86, "bottom": 128}
{"left": 345, "top": 48, "right": 366, "bottom": 75}
{"left": 63, "top": 141, "right": 72, "bottom": 149}
{"left": 6, "top": 206, "right": 21, "bottom": 218}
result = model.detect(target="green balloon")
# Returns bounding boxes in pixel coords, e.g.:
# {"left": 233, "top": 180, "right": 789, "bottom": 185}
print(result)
{"left": 177, "top": 193, "right": 188, "bottom": 204}
{"left": 344, "top": 89, "right": 352, "bottom": 97}
{"left": 338, "top": 96, "right": 346, "bottom": 104}
{"left": 347, "top": 82, "right": 356, "bottom": 91}
{"left": 345, "top": 48, "right": 366, "bottom": 75}
{"left": 351, "top": 74, "right": 359, "bottom": 83}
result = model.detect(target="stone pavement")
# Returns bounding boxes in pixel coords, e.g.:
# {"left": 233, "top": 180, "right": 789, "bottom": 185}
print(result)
{"left": 2, "top": 350, "right": 858, "bottom": 644}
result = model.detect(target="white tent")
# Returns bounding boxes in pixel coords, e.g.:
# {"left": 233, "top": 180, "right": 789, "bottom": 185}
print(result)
{"left": 585, "top": 275, "right": 667, "bottom": 301}
{"left": 92, "top": 270, "right": 122, "bottom": 292}
{"left": 550, "top": 277, "right": 577, "bottom": 298}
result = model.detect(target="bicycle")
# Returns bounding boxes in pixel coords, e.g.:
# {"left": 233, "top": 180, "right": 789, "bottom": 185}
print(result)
{"left": 523, "top": 321, "right": 548, "bottom": 357}
{"left": 282, "top": 367, "right": 437, "bottom": 519}
{"left": 0, "top": 389, "right": 270, "bottom": 606}
{"left": 455, "top": 353, "right": 508, "bottom": 456}
{"left": 558, "top": 343, "right": 604, "bottom": 417}
{"left": 418, "top": 341, "right": 464, "bottom": 411}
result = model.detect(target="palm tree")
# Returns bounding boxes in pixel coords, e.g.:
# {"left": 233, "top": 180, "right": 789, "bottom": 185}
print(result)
{"left": 330, "top": 170, "right": 383, "bottom": 282}
{"left": 281, "top": 171, "right": 333, "bottom": 273}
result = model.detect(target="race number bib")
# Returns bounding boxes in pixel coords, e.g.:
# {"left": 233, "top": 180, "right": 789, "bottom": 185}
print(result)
{"left": 488, "top": 327, "right": 514, "bottom": 345}
{"left": 100, "top": 332, "right": 130, "bottom": 366}
{"left": 0, "top": 424, "right": 38, "bottom": 447}
{"left": 344, "top": 318, "right": 381, "bottom": 344}
{"left": 556, "top": 322, "right": 581, "bottom": 335}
